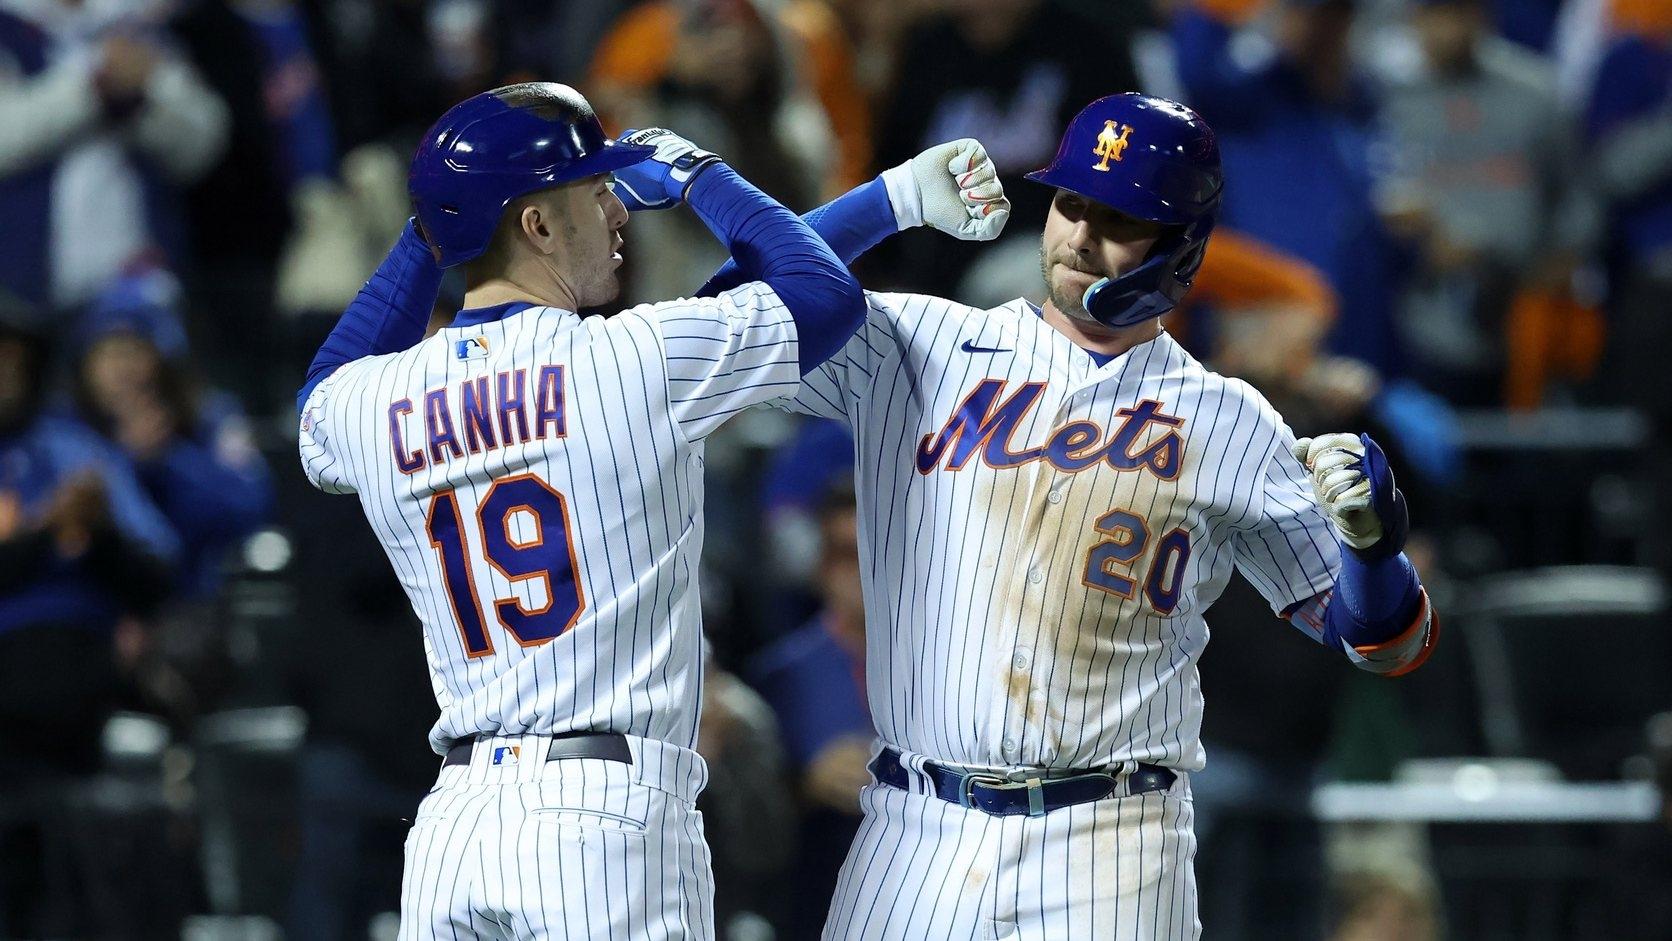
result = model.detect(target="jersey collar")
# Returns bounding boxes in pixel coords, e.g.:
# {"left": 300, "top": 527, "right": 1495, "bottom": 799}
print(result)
{"left": 1025, "top": 301, "right": 1116, "bottom": 367}
{"left": 451, "top": 301, "right": 539, "bottom": 329}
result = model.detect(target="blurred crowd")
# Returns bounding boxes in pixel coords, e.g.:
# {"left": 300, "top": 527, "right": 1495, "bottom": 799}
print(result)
{"left": 1, "top": 0, "right": 1669, "bottom": 938}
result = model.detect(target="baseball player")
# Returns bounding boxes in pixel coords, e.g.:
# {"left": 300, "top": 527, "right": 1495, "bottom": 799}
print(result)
{"left": 293, "top": 83, "right": 871, "bottom": 939}
{"left": 358, "top": 93, "right": 1437, "bottom": 938}
{"left": 690, "top": 92, "right": 1439, "bottom": 939}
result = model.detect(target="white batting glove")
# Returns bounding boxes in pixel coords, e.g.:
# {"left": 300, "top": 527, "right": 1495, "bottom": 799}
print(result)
{"left": 879, "top": 139, "right": 1011, "bottom": 241}
{"left": 1292, "top": 433, "right": 1384, "bottom": 550}
{"left": 612, "top": 128, "right": 722, "bottom": 210}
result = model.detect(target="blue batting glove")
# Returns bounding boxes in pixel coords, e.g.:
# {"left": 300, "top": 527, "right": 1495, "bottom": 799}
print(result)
{"left": 610, "top": 128, "right": 722, "bottom": 212}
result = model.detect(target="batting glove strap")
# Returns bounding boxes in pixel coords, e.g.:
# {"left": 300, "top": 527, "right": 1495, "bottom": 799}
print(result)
{"left": 611, "top": 128, "right": 722, "bottom": 211}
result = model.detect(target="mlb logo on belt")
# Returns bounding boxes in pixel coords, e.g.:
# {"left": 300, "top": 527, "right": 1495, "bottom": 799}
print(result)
{"left": 492, "top": 745, "right": 521, "bottom": 766}
{"left": 456, "top": 336, "right": 491, "bottom": 360}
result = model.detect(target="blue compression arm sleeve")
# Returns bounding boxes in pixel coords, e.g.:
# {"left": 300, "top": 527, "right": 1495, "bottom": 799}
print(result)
{"left": 683, "top": 164, "right": 864, "bottom": 373}
{"left": 297, "top": 220, "right": 442, "bottom": 412}
{"left": 1316, "top": 549, "right": 1425, "bottom": 650}
{"left": 697, "top": 176, "right": 896, "bottom": 298}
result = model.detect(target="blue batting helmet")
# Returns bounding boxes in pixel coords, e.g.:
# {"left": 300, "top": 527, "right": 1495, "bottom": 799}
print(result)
{"left": 1026, "top": 93, "right": 1223, "bottom": 328}
{"left": 409, "top": 83, "right": 654, "bottom": 268}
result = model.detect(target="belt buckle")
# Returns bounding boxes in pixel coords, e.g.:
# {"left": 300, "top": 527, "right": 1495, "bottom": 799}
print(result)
{"left": 955, "top": 771, "right": 1009, "bottom": 811}
{"left": 956, "top": 770, "right": 1049, "bottom": 817}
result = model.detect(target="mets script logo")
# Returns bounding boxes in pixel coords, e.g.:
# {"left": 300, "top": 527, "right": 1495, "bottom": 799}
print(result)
{"left": 916, "top": 380, "right": 1185, "bottom": 479}
{"left": 1093, "top": 121, "right": 1133, "bottom": 171}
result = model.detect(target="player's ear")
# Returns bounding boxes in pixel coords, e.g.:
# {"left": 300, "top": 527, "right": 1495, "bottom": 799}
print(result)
{"left": 518, "top": 204, "right": 554, "bottom": 254}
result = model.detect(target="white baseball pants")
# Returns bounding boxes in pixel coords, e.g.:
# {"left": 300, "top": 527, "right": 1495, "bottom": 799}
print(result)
{"left": 398, "top": 733, "right": 713, "bottom": 940}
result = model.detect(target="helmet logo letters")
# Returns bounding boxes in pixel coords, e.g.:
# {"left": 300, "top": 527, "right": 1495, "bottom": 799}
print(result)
{"left": 1092, "top": 121, "right": 1133, "bottom": 171}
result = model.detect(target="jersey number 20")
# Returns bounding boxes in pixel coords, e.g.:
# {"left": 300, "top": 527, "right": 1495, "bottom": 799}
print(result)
{"left": 424, "top": 473, "right": 586, "bottom": 657}
{"left": 1082, "top": 508, "right": 1191, "bottom": 614}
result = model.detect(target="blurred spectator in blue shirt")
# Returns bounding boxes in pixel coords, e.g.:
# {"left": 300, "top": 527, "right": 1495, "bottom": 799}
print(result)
{"left": 747, "top": 478, "right": 870, "bottom": 939}
{"left": 1584, "top": 3, "right": 1672, "bottom": 422}
{"left": 759, "top": 416, "right": 855, "bottom": 633}
{"left": 0, "top": 308, "right": 177, "bottom": 786}
{"left": 1172, "top": 0, "right": 1407, "bottom": 377}
{"left": 1491, "top": 0, "right": 1564, "bottom": 51}
{"left": 72, "top": 271, "right": 273, "bottom": 598}
{"left": 0, "top": 0, "right": 228, "bottom": 313}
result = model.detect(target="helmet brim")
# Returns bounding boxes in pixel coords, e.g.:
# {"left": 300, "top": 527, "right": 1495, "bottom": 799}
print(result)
{"left": 570, "top": 140, "right": 656, "bottom": 179}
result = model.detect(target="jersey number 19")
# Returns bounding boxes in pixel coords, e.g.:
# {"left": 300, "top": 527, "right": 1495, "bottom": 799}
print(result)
{"left": 424, "top": 472, "right": 586, "bottom": 657}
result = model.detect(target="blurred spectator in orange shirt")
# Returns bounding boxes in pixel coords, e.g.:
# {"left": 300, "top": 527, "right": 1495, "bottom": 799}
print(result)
{"left": 1185, "top": 228, "right": 1338, "bottom": 382}
{"left": 590, "top": 0, "right": 858, "bottom": 196}
{"left": 590, "top": 0, "right": 835, "bottom": 299}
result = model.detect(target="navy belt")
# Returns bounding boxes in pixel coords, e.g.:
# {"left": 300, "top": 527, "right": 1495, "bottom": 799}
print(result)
{"left": 443, "top": 732, "right": 631, "bottom": 768}
{"left": 869, "top": 747, "right": 1176, "bottom": 817}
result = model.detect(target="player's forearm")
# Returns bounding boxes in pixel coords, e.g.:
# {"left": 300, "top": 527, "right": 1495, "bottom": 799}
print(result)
{"left": 697, "top": 176, "right": 894, "bottom": 298}
{"left": 297, "top": 220, "right": 442, "bottom": 412}
{"left": 685, "top": 164, "right": 865, "bottom": 373}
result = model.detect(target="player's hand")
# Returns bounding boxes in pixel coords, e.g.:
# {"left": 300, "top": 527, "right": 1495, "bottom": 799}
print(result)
{"left": 610, "top": 128, "right": 722, "bottom": 211}
{"left": 881, "top": 139, "right": 1010, "bottom": 240}
{"left": 1292, "top": 432, "right": 1408, "bottom": 557}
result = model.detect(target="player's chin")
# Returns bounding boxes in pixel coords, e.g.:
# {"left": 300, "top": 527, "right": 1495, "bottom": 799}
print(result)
{"left": 1047, "top": 281, "right": 1092, "bottom": 322}
{"left": 596, "top": 273, "right": 623, "bottom": 307}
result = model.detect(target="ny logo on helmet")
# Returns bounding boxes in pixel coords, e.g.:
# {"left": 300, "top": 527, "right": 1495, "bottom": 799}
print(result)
{"left": 1093, "top": 121, "right": 1133, "bottom": 171}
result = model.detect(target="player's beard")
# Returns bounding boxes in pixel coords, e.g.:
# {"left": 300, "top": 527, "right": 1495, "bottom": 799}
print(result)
{"left": 1039, "top": 243, "right": 1099, "bottom": 324}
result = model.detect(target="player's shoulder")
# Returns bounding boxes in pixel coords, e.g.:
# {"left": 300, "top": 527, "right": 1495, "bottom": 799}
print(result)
{"left": 626, "top": 282, "right": 787, "bottom": 323}
{"left": 861, "top": 290, "right": 1026, "bottom": 341}
{"left": 1157, "top": 339, "right": 1290, "bottom": 428}
{"left": 863, "top": 290, "right": 1013, "bottom": 318}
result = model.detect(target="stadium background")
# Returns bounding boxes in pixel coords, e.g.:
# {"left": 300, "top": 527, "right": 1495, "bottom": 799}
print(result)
{"left": 0, "top": 0, "right": 1669, "bottom": 937}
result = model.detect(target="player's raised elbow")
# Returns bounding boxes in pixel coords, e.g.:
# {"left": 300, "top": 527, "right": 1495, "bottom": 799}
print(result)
{"left": 786, "top": 256, "right": 865, "bottom": 374}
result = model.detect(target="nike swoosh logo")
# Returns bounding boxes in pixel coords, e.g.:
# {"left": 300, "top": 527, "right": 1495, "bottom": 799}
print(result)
{"left": 960, "top": 340, "right": 1011, "bottom": 354}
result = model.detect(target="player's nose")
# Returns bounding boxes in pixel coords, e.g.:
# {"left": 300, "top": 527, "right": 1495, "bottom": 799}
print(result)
{"left": 606, "top": 189, "right": 629, "bottom": 229}
{"left": 1064, "top": 218, "right": 1096, "bottom": 253}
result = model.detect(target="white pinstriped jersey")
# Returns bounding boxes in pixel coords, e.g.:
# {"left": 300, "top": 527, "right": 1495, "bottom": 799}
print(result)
{"left": 299, "top": 283, "right": 800, "bottom": 755}
{"left": 784, "top": 293, "right": 1341, "bottom": 773}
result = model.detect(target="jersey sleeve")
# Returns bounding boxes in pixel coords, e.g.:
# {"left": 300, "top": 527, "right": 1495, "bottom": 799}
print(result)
{"left": 1230, "top": 427, "right": 1342, "bottom": 615}
{"left": 780, "top": 290, "right": 906, "bottom": 424}
{"left": 637, "top": 281, "right": 805, "bottom": 440}
{"left": 297, "top": 366, "right": 359, "bottom": 495}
